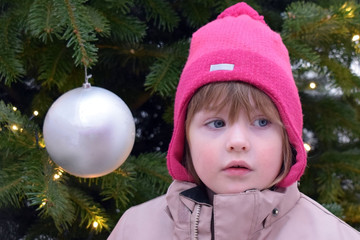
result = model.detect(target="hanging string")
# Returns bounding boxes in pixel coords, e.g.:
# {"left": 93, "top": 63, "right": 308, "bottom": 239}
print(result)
{"left": 83, "top": 67, "right": 92, "bottom": 88}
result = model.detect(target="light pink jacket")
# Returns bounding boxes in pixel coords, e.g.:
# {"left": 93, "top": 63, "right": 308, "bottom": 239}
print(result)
{"left": 108, "top": 181, "right": 360, "bottom": 239}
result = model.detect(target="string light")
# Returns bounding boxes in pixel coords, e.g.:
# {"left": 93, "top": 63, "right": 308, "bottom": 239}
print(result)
{"left": 53, "top": 169, "right": 64, "bottom": 180}
{"left": 352, "top": 35, "right": 359, "bottom": 42}
{"left": 52, "top": 167, "right": 65, "bottom": 180}
{"left": 304, "top": 143, "right": 311, "bottom": 152}
{"left": 309, "top": 82, "right": 317, "bottom": 89}
{"left": 40, "top": 200, "right": 47, "bottom": 208}
{"left": 33, "top": 110, "right": 39, "bottom": 116}
{"left": 11, "top": 124, "right": 19, "bottom": 131}
{"left": 92, "top": 221, "right": 99, "bottom": 228}
{"left": 341, "top": 3, "right": 355, "bottom": 18}
{"left": 39, "top": 140, "right": 46, "bottom": 148}
{"left": 12, "top": 106, "right": 17, "bottom": 111}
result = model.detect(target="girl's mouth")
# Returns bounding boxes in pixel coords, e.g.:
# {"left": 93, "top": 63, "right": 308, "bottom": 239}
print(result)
{"left": 224, "top": 161, "right": 252, "bottom": 176}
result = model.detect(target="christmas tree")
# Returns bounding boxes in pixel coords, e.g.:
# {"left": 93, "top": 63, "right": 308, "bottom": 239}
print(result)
{"left": 0, "top": 0, "right": 359, "bottom": 238}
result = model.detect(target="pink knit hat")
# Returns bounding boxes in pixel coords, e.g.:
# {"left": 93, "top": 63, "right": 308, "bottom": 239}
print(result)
{"left": 166, "top": 2, "right": 306, "bottom": 187}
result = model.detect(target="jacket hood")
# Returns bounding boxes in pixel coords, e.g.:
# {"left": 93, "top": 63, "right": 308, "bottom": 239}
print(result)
{"left": 166, "top": 2, "right": 306, "bottom": 187}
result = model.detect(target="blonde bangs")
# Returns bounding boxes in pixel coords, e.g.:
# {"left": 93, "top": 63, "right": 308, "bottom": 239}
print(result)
{"left": 186, "top": 82, "right": 282, "bottom": 127}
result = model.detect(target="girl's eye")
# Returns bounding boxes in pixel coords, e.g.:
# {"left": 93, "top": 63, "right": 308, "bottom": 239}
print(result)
{"left": 254, "top": 118, "right": 270, "bottom": 127}
{"left": 208, "top": 119, "right": 225, "bottom": 128}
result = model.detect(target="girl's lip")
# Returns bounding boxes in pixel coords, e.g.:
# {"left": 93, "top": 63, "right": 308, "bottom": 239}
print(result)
{"left": 223, "top": 160, "right": 252, "bottom": 170}
{"left": 223, "top": 161, "right": 252, "bottom": 176}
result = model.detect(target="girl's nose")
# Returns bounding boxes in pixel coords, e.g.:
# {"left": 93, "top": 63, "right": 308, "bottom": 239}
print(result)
{"left": 225, "top": 126, "right": 250, "bottom": 152}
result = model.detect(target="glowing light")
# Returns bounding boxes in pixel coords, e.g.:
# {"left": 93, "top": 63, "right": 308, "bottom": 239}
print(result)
{"left": 12, "top": 107, "right": 17, "bottom": 111}
{"left": 304, "top": 143, "right": 311, "bottom": 152}
{"left": 352, "top": 35, "right": 360, "bottom": 42}
{"left": 53, "top": 174, "right": 60, "bottom": 180}
{"left": 309, "top": 82, "right": 317, "bottom": 89}
{"left": 40, "top": 200, "right": 47, "bottom": 207}
{"left": 92, "top": 221, "right": 99, "bottom": 228}
{"left": 11, "top": 125, "right": 19, "bottom": 131}
{"left": 39, "top": 141, "right": 46, "bottom": 148}
{"left": 33, "top": 110, "right": 39, "bottom": 116}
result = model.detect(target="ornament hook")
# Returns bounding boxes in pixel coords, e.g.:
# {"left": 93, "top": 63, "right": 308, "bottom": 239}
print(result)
{"left": 83, "top": 67, "right": 92, "bottom": 88}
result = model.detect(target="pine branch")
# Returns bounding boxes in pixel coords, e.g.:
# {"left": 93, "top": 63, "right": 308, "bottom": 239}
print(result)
{"left": 178, "top": 0, "right": 214, "bottom": 28}
{"left": 308, "top": 149, "right": 360, "bottom": 206}
{"left": 321, "top": 57, "right": 360, "bottom": 95}
{"left": 69, "top": 187, "right": 110, "bottom": 233}
{"left": 27, "top": 0, "right": 66, "bottom": 43}
{"left": 137, "top": 0, "right": 179, "bottom": 31}
{"left": 144, "top": 40, "right": 188, "bottom": 97}
{"left": 25, "top": 160, "right": 77, "bottom": 233}
{"left": 0, "top": 101, "right": 79, "bottom": 233}
{"left": 130, "top": 152, "right": 172, "bottom": 195}
{"left": 162, "top": 100, "right": 174, "bottom": 124}
{"left": 0, "top": 165, "right": 24, "bottom": 208}
{"left": 52, "top": 0, "right": 99, "bottom": 67}
{"left": 302, "top": 94, "right": 360, "bottom": 145}
{"left": 30, "top": 88, "right": 59, "bottom": 118}
{"left": 91, "top": 0, "right": 134, "bottom": 15}
{"left": 37, "top": 41, "right": 74, "bottom": 90}
{"left": 282, "top": 1, "right": 360, "bottom": 98}
{"left": 106, "top": 14, "right": 147, "bottom": 42}
{"left": 86, "top": 6, "right": 111, "bottom": 38}
{"left": 283, "top": 2, "right": 332, "bottom": 43}
{"left": 100, "top": 171, "right": 136, "bottom": 210}
{"left": 344, "top": 203, "right": 360, "bottom": 224}
{"left": 282, "top": 2, "right": 359, "bottom": 46}
{"left": 316, "top": 170, "right": 344, "bottom": 203}
{"left": 0, "top": 14, "right": 25, "bottom": 84}
{"left": 283, "top": 38, "right": 321, "bottom": 65}
{"left": 314, "top": 150, "right": 360, "bottom": 176}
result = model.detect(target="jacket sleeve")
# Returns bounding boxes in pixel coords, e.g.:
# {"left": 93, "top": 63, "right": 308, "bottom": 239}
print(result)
{"left": 107, "top": 208, "right": 133, "bottom": 240}
{"left": 107, "top": 195, "right": 171, "bottom": 240}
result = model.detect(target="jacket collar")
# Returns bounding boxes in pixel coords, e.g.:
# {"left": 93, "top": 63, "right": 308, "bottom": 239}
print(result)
{"left": 165, "top": 180, "right": 301, "bottom": 239}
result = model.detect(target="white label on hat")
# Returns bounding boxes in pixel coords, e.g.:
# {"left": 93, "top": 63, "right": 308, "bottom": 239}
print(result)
{"left": 210, "top": 64, "right": 234, "bottom": 72}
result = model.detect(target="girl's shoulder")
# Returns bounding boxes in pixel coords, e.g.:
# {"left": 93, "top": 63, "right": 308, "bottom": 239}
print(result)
{"left": 284, "top": 193, "right": 360, "bottom": 239}
{"left": 108, "top": 195, "right": 173, "bottom": 240}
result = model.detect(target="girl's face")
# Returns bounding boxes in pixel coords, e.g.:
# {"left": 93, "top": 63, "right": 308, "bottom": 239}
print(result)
{"left": 187, "top": 106, "right": 283, "bottom": 194}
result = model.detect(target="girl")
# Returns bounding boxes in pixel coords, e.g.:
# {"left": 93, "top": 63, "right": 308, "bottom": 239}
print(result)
{"left": 109, "top": 2, "right": 360, "bottom": 239}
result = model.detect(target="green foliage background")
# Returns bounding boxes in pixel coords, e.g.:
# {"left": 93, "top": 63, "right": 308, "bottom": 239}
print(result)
{"left": 0, "top": 0, "right": 360, "bottom": 238}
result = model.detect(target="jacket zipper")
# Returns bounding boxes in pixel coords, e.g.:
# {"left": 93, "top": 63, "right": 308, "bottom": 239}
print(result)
{"left": 194, "top": 204, "right": 201, "bottom": 240}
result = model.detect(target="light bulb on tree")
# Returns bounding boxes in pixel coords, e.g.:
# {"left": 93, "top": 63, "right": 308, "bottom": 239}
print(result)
{"left": 309, "top": 82, "right": 316, "bottom": 89}
{"left": 93, "top": 221, "right": 99, "bottom": 228}
{"left": 43, "top": 69, "right": 136, "bottom": 178}
{"left": 352, "top": 34, "right": 359, "bottom": 42}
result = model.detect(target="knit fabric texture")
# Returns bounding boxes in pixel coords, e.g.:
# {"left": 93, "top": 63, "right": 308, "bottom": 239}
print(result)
{"left": 166, "top": 2, "right": 306, "bottom": 187}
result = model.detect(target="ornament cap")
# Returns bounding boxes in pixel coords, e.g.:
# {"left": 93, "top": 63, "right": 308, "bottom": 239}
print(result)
{"left": 83, "top": 82, "right": 91, "bottom": 88}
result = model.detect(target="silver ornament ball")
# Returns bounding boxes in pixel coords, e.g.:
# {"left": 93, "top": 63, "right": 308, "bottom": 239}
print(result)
{"left": 43, "top": 85, "right": 135, "bottom": 178}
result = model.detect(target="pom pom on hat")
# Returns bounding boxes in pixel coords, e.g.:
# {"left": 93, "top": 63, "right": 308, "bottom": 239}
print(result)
{"left": 167, "top": 2, "right": 307, "bottom": 188}
{"left": 217, "top": 2, "right": 266, "bottom": 24}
